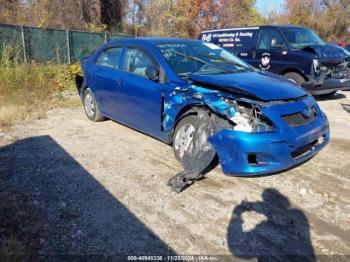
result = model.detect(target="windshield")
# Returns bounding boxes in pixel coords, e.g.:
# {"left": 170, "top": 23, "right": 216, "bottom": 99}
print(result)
{"left": 157, "top": 42, "right": 252, "bottom": 77}
{"left": 280, "top": 28, "right": 324, "bottom": 49}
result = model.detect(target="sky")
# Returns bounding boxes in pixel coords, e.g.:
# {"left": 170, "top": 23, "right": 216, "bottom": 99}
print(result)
{"left": 255, "top": 0, "right": 284, "bottom": 16}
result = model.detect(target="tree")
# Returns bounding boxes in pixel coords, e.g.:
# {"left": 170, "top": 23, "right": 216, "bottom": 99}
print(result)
{"left": 215, "top": 0, "right": 264, "bottom": 28}
{"left": 137, "top": 0, "right": 263, "bottom": 38}
{"left": 0, "top": 0, "right": 126, "bottom": 32}
{"left": 270, "top": 0, "right": 350, "bottom": 42}
{"left": 0, "top": 0, "right": 24, "bottom": 25}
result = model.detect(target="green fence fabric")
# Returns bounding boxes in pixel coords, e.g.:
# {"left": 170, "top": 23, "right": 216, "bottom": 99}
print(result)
{"left": 70, "top": 31, "right": 105, "bottom": 62}
{"left": 0, "top": 23, "right": 129, "bottom": 64}
{"left": 26, "top": 27, "right": 68, "bottom": 63}
{"left": 0, "top": 24, "right": 24, "bottom": 62}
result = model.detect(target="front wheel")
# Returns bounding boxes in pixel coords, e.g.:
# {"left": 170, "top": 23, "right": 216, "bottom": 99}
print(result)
{"left": 172, "top": 112, "right": 216, "bottom": 168}
{"left": 173, "top": 115, "right": 198, "bottom": 163}
{"left": 82, "top": 88, "right": 105, "bottom": 122}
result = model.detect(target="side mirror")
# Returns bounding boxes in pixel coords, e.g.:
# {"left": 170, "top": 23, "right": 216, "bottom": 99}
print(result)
{"left": 145, "top": 67, "right": 160, "bottom": 82}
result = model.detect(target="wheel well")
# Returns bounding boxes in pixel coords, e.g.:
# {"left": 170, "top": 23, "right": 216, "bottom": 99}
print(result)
{"left": 170, "top": 104, "right": 209, "bottom": 143}
{"left": 175, "top": 104, "right": 209, "bottom": 125}
{"left": 280, "top": 68, "right": 308, "bottom": 81}
{"left": 75, "top": 74, "right": 86, "bottom": 96}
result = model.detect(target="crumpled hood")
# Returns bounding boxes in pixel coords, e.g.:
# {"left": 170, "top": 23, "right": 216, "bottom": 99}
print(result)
{"left": 303, "top": 43, "right": 348, "bottom": 63}
{"left": 188, "top": 71, "right": 307, "bottom": 101}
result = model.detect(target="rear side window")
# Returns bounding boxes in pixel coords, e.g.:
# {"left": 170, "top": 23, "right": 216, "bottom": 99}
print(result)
{"left": 257, "top": 28, "right": 285, "bottom": 50}
{"left": 95, "top": 47, "right": 122, "bottom": 68}
{"left": 123, "top": 48, "right": 157, "bottom": 78}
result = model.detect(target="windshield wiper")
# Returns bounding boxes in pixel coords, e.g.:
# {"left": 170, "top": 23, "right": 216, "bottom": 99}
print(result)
{"left": 197, "top": 53, "right": 252, "bottom": 70}
{"left": 173, "top": 51, "right": 235, "bottom": 74}
{"left": 174, "top": 51, "right": 207, "bottom": 65}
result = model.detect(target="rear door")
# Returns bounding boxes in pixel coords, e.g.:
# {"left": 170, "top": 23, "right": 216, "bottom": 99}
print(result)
{"left": 252, "top": 27, "right": 288, "bottom": 73}
{"left": 117, "top": 46, "right": 163, "bottom": 136}
{"left": 90, "top": 46, "right": 124, "bottom": 117}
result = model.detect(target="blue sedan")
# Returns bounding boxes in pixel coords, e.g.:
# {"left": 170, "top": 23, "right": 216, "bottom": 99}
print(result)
{"left": 78, "top": 37, "right": 330, "bottom": 191}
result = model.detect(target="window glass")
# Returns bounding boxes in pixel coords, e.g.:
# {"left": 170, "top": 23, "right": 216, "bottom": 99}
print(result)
{"left": 157, "top": 42, "right": 251, "bottom": 77}
{"left": 124, "top": 48, "right": 157, "bottom": 78}
{"left": 96, "top": 47, "right": 122, "bottom": 68}
{"left": 257, "top": 28, "right": 285, "bottom": 50}
{"left": 280, "top": 28, "right": 324, "bottom": 49}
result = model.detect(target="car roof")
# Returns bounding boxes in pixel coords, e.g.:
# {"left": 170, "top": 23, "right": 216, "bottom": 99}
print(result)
{"left": 201, "top": 25, "right": 308, "bottom": 33}
{"left": 108, "top": 37, "right": 200, "bottom": 46}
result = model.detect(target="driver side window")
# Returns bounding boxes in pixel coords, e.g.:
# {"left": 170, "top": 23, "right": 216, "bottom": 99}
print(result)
{"left": 257, "top": 28, "right": 285, "bottom": 50}
{"left": 124, "top": 48, "right": 157, "bottom": 78}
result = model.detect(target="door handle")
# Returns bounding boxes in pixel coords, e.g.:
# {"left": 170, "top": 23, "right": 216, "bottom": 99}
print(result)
{"left": 252, "top": 50, "right": 256, "bottom": 59}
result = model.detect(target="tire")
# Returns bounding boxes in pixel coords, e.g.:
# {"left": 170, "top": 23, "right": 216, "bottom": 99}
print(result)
{"left": 173, "top": 115, "right": 199, "bottom": 163}
{"left": 283, "top": 72, "right": 305, "bottom": 85}
{"left": 82, "top": 88, "right": 105, "bottom": 122}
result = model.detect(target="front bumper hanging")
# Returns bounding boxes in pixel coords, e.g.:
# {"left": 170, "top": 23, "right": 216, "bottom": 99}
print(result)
{"left": 303, "top": 64, "right": 350, "bottom": 95}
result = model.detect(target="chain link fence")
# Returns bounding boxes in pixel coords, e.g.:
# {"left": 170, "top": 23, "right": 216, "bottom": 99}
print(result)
{"left": 0, "top": 23, "right": 130, "bottom": 64}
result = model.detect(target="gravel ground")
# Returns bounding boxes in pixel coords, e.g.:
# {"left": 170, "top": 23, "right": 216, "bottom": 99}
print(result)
{"left": 0, "top": 91, "right": 350, "bottom": 259}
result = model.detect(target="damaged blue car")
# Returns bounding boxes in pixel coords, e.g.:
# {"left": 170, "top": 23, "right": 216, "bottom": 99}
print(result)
{"left": 78, "top": 38, "right": 330, "bottom": 192}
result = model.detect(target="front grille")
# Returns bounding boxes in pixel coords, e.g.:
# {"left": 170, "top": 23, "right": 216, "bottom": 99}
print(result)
{"left": 282, "top": 106, "right": 317, "bottom": 127}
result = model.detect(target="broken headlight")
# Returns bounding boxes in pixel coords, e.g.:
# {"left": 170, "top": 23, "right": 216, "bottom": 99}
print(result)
{"left": 228, "top": 101, "right": 275, "bottom": 133}
{"left": 313, "top": 59, "right": 327, "bottom": 73}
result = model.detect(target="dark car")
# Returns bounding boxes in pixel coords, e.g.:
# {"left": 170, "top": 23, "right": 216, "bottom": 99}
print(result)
{"left": 199, "top": 25, "right": 350, "bottom": 96}
{"left": 346, "top": 44, "right": 350, "bottom": 52}
{"left": 333, "top": 41, "right": 350, "bottom": 52}
{"left": 77, "top": 37, "right": 329, "bottom": 191}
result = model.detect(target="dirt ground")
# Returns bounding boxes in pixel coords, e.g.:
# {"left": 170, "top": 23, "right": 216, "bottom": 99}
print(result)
{"left": 1, "top": 91, "right": 350, "bottom": 259}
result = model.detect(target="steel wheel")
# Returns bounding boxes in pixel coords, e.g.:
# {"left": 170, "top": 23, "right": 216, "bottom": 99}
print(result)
{"left": 174, "top": 123, "right": 196, "bottom": 159}
{"left": 84, "top": 93, "right": 95, "bottom": 118}
{"left": 82, "top": 88, "right": 105, "bottom": 122}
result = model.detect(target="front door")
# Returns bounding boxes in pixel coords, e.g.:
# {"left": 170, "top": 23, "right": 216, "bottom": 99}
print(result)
{"left": 118, "top": 46, "right": 163, "bottom": 136}
{"left": 252, "top": 27, "right": 288, "bottom": 74}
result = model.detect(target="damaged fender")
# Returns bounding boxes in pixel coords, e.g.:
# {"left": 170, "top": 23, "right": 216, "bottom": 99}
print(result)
{"left": 164, "top": 85, "right": 240, "bottom": 192}
{"left": 164, "top": 84, "right": 267, "bottom": 191}
{"left": 162, "top": 85, "right": 237, "bottom": 133}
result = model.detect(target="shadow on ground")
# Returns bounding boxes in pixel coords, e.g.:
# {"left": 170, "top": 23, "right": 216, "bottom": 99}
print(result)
{"left": 315, "top": 92, "right": 346, "bottom": 101}
{"left": 0, "top": 135, "right": 175, "bottom": 256}
{"left": 227, "top": 189, "right": 315, "bottom": 262}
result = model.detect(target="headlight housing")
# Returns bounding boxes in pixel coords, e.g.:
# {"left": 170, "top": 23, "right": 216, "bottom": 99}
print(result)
{"left": 223, "top": 99, "right": 275, "bottom": 133}
{"left": 313, "top": 59, "right": 321, "bottom": 72}
{"left": 313, "top": 59, "right": 327, "bottom": 73}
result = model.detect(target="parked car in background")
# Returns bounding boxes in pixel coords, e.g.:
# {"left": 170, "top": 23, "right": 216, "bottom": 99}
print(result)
{"left": 333, "top": 41, "right": 346, "bottom": 48}
{"left": 77, "top": 37, "right": 329, "bottom": 191}
{"left": 333, "top": 41, "right": 350, "bottom": 52}
{"left": 199, "top": 25, "right": 350, "bottom": 96}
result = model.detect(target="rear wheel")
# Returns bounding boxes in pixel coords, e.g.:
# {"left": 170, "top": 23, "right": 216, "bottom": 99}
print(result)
{"left": 283, "top": 72, "right": 305, "bottom": 86}
{"left": 82, "top": 88, "right": 105, "bottom": 122}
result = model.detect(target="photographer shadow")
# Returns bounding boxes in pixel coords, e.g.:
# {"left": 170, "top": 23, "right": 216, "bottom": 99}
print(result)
{"left": 227, "top": 189, "right": 315, "bottom": 262}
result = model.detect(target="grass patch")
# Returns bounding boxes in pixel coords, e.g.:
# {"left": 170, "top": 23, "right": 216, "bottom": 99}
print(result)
{"left": 0, "top": 47, "right": 82, "bottom": 132}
